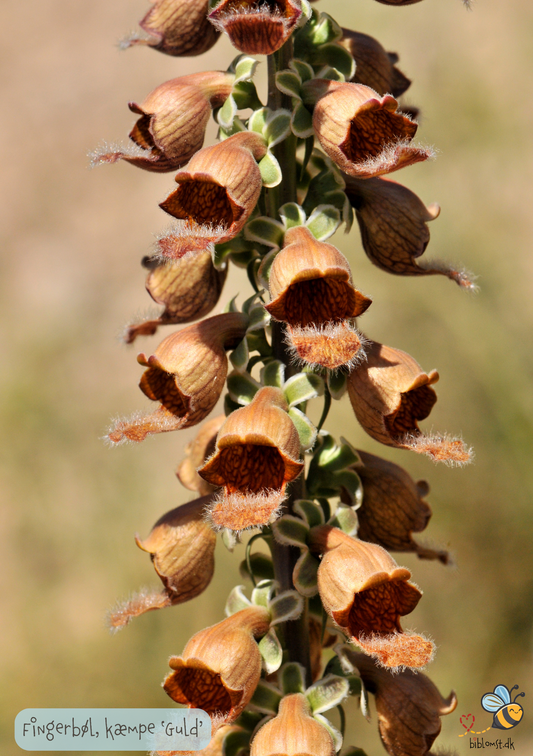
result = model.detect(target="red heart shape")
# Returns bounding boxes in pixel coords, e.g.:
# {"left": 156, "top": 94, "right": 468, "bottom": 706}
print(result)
{"left": 460, "top": 713, "right": 475, "bottom": 731}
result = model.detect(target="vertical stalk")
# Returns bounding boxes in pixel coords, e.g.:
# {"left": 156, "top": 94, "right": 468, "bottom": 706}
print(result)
{"left": 266, "top": 40, "right": 312, "bottom": 686}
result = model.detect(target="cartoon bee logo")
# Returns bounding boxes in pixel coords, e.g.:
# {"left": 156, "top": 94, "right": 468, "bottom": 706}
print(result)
{"left": 481, "top": 684, "right": 525, "bottom": 730}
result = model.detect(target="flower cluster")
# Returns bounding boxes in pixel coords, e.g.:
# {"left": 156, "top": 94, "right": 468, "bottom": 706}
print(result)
{"left": 97, "top": 0, "right": 475, "bottom": 754}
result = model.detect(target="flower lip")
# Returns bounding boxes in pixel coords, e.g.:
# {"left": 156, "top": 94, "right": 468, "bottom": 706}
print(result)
{"left": 208, "top": 0, "right": 302, "bottom": 55}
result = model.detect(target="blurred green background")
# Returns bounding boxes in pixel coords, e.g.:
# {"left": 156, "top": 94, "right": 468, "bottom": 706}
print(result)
{"left": 1, "top": 0, "right": 532, "bottom": 754}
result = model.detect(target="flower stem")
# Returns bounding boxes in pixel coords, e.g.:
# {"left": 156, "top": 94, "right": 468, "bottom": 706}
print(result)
{"left": 267, "top": 39, "right": 312, "bottom": 686}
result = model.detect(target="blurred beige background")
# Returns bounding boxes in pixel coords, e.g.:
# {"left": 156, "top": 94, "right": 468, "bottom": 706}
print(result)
{"left": 1, "top": 0, "right": 532, "bottom": 754}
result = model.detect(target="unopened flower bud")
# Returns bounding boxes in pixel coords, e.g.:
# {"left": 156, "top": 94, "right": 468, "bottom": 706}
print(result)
{"left": 176, "top": 415, "right": 226, "bottom": 496}
{"left": 345, "top": 650, "right": 457, "bottom": 756}
{"left": 302, "top": 79, "right": 432, "bottom": 179}
{"left": 340, "top": 29, "right": 411, "bottom": 97}
{"left": 163, "top": 606, "right": 271, "bottom": 722}
{"left": 160, "top": 132, "right": 267, "bottom": 243}
{"left": 344, "top": 176, "right": 476, "bottom": 289}
{"left": 125, "top": 246, "right": 227, "bottom": 344}
{"left": 347, "top": 340, "right": 472, "bottom": 465}
{"left": 122, "top": 0, "right": 220, "bottom": 56}
{"left": 250, "top": 693, "right": 335, "bottom": 756}
{"left": 353, "top": 450, "right": 450, "bottom": 564}
{"left": 93, "top": 72, "right": 234, "bottom": 173}
{"left": 209, "top": 0, "right": 302, "bottom": 55}
{"left": 265, "top": 225, "right": 371, "bottom": 370}
{"left": 108, "top": 312, "right": 248, "bottom": 444}
{"left": 199, "top": 387, "right": 304, "bottom": 532}
{"left": 107, "top": 496, "right": 216, "bottom": 630}
{"left": 308, "top": 525, "right": 435, "bottom": 670}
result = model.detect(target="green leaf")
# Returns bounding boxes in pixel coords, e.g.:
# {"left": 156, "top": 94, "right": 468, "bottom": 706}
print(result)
{"left": 313, "top": 713, "right": 343, "bottom": 753}
{"left": 279, "top": 202, "right": 306, "bottom": 229}
{"left": 276, "top": 71, "right": 302, "bottom": 99}
{"left": 272, "top": 515, "right": 309, "bottom": 548}
{"left": 288, "top": 407, "right": 317, "bottom": 451}
{"left": 218, "top": 95, "right": 237, "bottom": 130}
{"left": 306, "top": 675, "right": 350, "bottom": 714}
{"left": 249, "top": 681, "right": 282, "bottom": 715}
{"left": 225, "top": 585, "right": 252, "bottom": 616}
{"left": 221, "top": 527, "right": 239, "bottom": 552}
{"left": 293, "top": 499, "right": 325, "bottom": 528}
{"left": 283, "top": 372, "right": 325, "bottom": 408}
{"left": 328, "top": 504, "right": 358, "bottom": 535}
{"left": 261, "top": 360, "right": 285, "bottom": 388}
{"left": 227, "top": 370, "right": 261, "bottom": 405}
{"left": 327, "top": 371, "right": 348, "bottom": 400}
{"left": 233, "top": 80, "right": 263, "bottom": 111}
{"left": 239, "top": 551, "right": 275, "bottom": 582}
{"left": 259, "top": 152, "right": 283, "bottom": 188}
{"left": 291, "top": 59, "right": 315, "bottom": 83}
{"left": 279, "top": 663, "right": 306, "bottom": 695}
{"left": 233, "top": 55, "right": 259, "bottom": 82}
{"left": 259, "top": 629, "right": 283, "bottom": 674}
{"left": 316, "top": 65, "right": 344, "bottom": 82}
{"left": 313, "top": 12, "right": 341, "bottom": 45}
{"left": 268, "top": 590, "right": 304, "bottom": 625}
{"left": 230, "top": 337, "right": 249, "bottom": 372}
{"left": 248, "top": 305, "right": 270, "bottom": 332}
{"left": 251, "top": 578, "right": 276, "bottom": 608}
{"left": 245, "top": 216, "right": 285, "bottom": 248}
{"left": 293, "top": 551, "right": 319, "bottom": 597}
{"left": 223, "top": 294, "right": 240, "bottom": 313}
{"left": 246, "top": 329, "right": 272, "bottom": 357}
{"left": 223, "top": 728, "right": 252, "bottom": 756}
{"left": 265, "top": 110, "right": 292, "bottom": 148}
{"left": 257, "top": 248, "right": 278, "bottom": 289}
{"left": 306, "top": 205, "right": 341, "bottom": 240}
{"left": 316, "top": 43, "right": 355, "bottom": 80}
{"left": 249, "top": 107, "right": 269, "bottom": 134}
{"left": 291, "top": 102, "right": 314, "bottom": 138}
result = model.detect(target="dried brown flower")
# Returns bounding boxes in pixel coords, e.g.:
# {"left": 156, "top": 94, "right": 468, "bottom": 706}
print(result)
{"left": 108, "top": 312, "right": 248, "bottom": 444}
{"left": 199, "top": 387, "right": 304, "bottom": 532}
{"left": 122, "top": 0, "right": 220, "bottom": 56}
{"left": 308, "top": 526, "right": 435, "bottom": 670}
{"left": 163, "top": 606, "right": 271, "bottom": 723}
{"left": 160, "top": 131, "right": 267, "bottom": 244}
{"left": 344, "top": 176, "right": 476, "bottom": 289}
{"left": 341, "top": 29, "right": 411, "bottom": 97}
{"left": 265, "top": 225, "right": 371, "bottom": 370}
{"left": 347, "top": 340, "right": 472, "bottom": 465}
{"left": 353, "top": 450, "right": 450, "bottom": 563}
{"left": 250, "top": 693, "right": 335, "bottom": 756}
{"left": 302, "top": 79, "right": 432, "bottom": 178}
{"left": 346, "top": 650, "right": 457, "bottom": 756}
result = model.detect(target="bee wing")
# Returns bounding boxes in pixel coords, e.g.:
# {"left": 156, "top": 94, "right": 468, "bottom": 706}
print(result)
{"left": 482, "top": 693, "right": 505, "bottom": 712}
{"left": 494, "top": 685, "right": 511, "bottom": 704}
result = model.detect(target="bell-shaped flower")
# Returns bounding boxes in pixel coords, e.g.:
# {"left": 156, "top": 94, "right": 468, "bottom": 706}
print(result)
{"left": 344, "top": 176, "right": 476, "bottom": 289}
{"left": 209, "top": 0, "right": 303, "bottom": 55}
{"left": 354, "top": 450, "right": 450, "bottom": 564}
{"left": 345, "top": 650, "right": 457, "bottom": 756}
{"left": 199, "top": 387, "right": 304, "bottom": 532}
{"left": 122, "top": 0, "right": 220, "bottom": 56}
{"left": 340, "top": 29, "right": 411, "bottom": 97}
{"left": 308, "top": 526, "right": 435, "bottom": 670}
{"left": 160, "top": 132, "right": 267, "bottom": 243}
{"left": 265, "top": 226, "right": 371, "bottom": 370}
{"left": 108, "top": 312, "right": 248, "bottom": 444}
{"left": 125, "top": 242, "right": 227, "bottom": 344}
{"left": 152, "top": 724, "right": 243, "bottom": 756}
{"left": 302, "top": 79, "right": 432, "bottom": 179}
{"left": 176, "top": 414, "right": 226, "bottom": 496}
{"left": 347, "top": 340, "right": 472, "bottom": 465}
{"left": 93, "top": 72, "right": 234, "bottom": 173}
{"left": 107, "top": 496, "right": 216, "bottom": 630}
{"left": 250, "top": 693, "right": 335, "bottom": 756}
{"left": 163, "top": 605, "right": 271, "bottom": 723}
